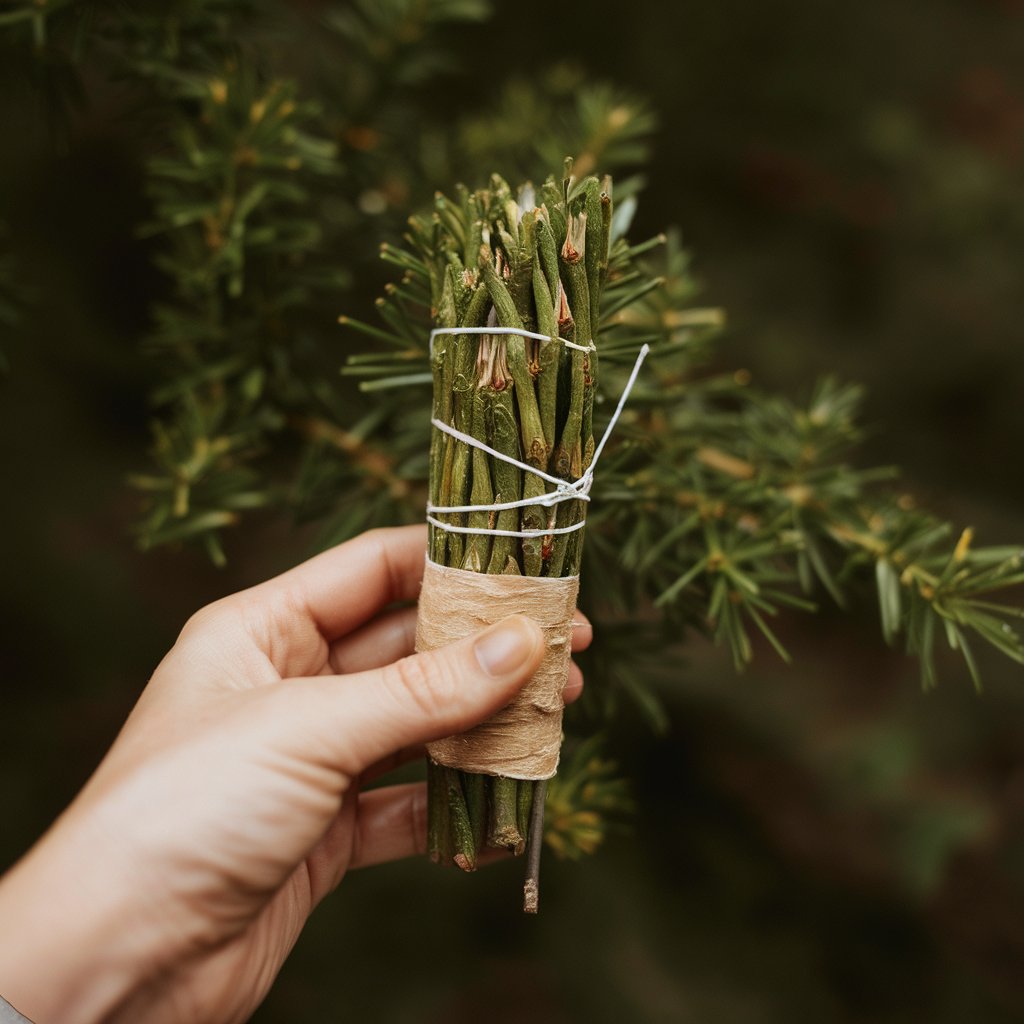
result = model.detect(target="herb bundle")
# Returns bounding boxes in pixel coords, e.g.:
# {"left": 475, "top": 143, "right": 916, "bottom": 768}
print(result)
{"left": 409, "top": 168, "right": 616, "bottom": 910}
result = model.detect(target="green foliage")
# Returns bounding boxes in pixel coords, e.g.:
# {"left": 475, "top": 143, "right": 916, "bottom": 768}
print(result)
{"left": 456, "top": 72, "right": 654, "bottom": 197}
{"left": 609, "top": 355, "right": 1024, "bottom": 690}
{"left": 544, "top": 736, "right": 633, "bottom": 860}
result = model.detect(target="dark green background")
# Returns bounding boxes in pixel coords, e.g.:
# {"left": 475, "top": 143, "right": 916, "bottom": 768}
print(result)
{"left": 3, "top": 1, "right": 1024, "bottom": 1020}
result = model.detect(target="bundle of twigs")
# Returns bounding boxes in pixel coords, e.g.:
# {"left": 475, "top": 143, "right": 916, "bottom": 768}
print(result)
{"left": 422, "top": 169, "right": 611, "bottom": 910}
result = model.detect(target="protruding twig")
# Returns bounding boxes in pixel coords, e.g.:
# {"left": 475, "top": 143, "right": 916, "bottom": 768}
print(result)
{"left": 523, "top": 779, "right": 548, "bottom": 914}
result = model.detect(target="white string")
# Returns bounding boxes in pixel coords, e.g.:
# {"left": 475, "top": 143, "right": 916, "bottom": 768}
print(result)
{"left": 425, "top": 516, "right": 588, "bottom": 538}
{"left": 427, "top": 343, "right": 650, "bottom": 539}
{"left": 429, "top": 419, "right": 591, "bottom": 495}
{"left": 589, "top": 340, "right": 650, "bottom": 469}
{"left": 430, "top": 489, "right": 589, "bottom": 515}
{"left": 429, "top": 325, "right": 596, "bottom": 356}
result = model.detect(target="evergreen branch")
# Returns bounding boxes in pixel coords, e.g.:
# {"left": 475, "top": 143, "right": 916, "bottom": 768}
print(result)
{"left": 544, "top": 736, "right": 633, "bottom": 860}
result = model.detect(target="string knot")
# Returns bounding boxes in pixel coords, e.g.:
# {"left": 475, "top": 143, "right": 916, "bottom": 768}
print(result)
{"left": 426, "top": 338, "right": 649, "bottom": 540}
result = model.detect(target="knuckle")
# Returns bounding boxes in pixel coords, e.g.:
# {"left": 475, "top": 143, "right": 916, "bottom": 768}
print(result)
{"left": 178, "top": 599, "right": 229, "bottom": 640}
{"left": 388, "top": 652, "right": 459, "bottom": 719}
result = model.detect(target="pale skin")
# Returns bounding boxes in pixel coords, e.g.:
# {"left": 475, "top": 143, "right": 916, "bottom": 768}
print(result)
{"left": 0, "top": 526, "right": 591, "bottom": 1024}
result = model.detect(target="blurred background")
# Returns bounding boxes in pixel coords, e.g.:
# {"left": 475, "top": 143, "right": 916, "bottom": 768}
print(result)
{"left": 3, "top": 1, "right": 1024, "bottom": 1020}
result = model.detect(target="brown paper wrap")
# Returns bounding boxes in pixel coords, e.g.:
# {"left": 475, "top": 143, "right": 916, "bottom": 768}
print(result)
{"left": 415, "top": 558, "right": 579, "bottom": 780}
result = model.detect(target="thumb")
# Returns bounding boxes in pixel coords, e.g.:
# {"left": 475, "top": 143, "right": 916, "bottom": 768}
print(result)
{"left": 282, "top": 615, "right": 545, "bottom": 778}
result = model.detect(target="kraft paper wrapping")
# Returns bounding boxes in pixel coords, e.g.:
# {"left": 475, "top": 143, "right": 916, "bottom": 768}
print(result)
{"left": 416, "top": 558, "right": 579, "bottom": 780}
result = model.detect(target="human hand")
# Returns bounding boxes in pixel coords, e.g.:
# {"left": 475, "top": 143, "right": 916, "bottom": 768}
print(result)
{"left": 0, "top": 526, "right": 591, "bottom": 1024}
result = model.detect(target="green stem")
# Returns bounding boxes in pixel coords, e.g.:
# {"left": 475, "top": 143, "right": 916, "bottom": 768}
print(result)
{"left": 488, "top": 776, "right": 523, "bottom": 850}
{"left": 427, "top": 760, "right": 452, "bottom": 865}
{"left": 551, "top": 208, "right": 589, "bottom": 481}
{"left": 598, "top": 176, "right": 612, "bottom": 293}
{"left": 584, "top": 181, "right": 603, "bottom": 340}
{"left": 533, "top": 260, "right": 559, "bottom": 462}
{"left": 535, "top": 214, "right": 561, "bottom": 303}
{"left": 445, "top": 767, "right": 477, "bottom": 871}
{"left": 430, "top": 337, "right": 456, "bottom": 566}
{"left": 446, "top": 335, "right": 477, "bottom": 567}
{"left": 461, "top": 387, "right": 494, "bottom": 573}
{"left": 485, "top": 383, "right": 523, "bottom": 575}
{"left": 464, "top": 771, "right": 488, "bottom": 855}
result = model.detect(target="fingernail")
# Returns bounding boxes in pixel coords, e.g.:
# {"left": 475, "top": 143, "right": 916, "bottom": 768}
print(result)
{"left": 474, "top": 616, "right": 537, "bottom": 677}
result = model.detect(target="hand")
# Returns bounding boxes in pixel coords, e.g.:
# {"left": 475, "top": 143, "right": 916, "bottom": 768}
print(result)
{"left": 0, "top": 526, "right": 591, "bottom": 1024}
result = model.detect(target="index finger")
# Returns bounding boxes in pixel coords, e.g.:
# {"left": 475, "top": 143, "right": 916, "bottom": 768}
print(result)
{"left": 257, "top": 525, "right": 428, "bottom": 641}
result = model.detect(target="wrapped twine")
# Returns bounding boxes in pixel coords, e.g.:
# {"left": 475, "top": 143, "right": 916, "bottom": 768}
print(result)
{"left": 416, "top": 559, "right": 580, "bottom": 780}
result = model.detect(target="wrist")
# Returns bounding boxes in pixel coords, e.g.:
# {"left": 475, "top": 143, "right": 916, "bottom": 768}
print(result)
{"left": 0, "top": 803, "right": 163, "bottom": 1024}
